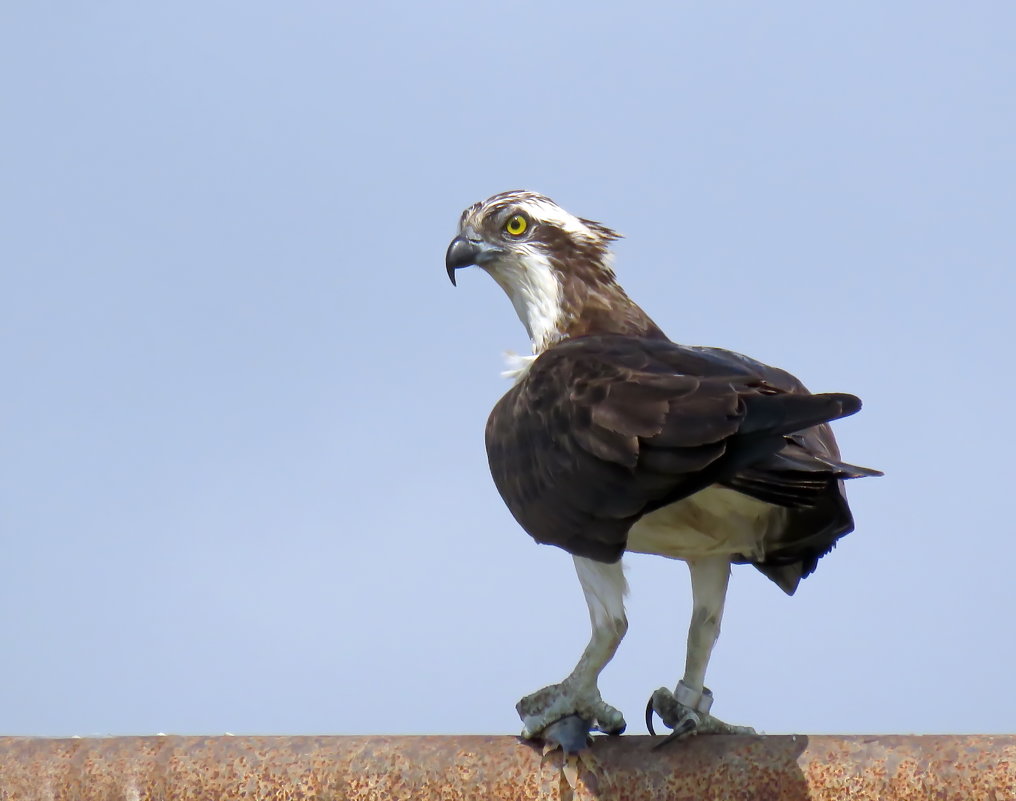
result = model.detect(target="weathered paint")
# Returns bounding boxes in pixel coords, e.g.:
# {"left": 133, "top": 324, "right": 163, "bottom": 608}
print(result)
{"left": 0, "top": 734, "right": 1014, "bottom": 800}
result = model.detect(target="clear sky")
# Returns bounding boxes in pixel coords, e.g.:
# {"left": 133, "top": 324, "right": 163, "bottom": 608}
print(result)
{"left": 2, "top": 2, "right": 1014, "bottom": 738}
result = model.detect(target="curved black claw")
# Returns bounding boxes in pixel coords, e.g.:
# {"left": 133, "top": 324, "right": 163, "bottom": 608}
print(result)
{"left": 541, "top": 714, "right": 593, "bottom": 754}
{"left": 645, "top": 696, "right": 657, "bottom": 737}
{"left": 651, "top": 715, "right": 699, "bottom": 750}
{"left": 645, "top": 694, "right": 699, "bottom": 750}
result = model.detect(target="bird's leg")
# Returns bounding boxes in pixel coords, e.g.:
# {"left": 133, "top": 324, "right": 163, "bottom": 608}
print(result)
{"left": 517, "top": 555, "right": 628, "bottom": 751}
{"left": 647, "top": 556, "right": 756, "bottom": 745}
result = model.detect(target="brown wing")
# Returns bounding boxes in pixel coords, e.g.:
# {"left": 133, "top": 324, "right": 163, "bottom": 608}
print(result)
{"left": 484, "top": 335, "right": 870, "bottom": 564}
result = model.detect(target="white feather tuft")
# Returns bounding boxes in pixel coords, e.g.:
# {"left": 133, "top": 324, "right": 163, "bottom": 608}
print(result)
{"left": 501, "top": 350, "right": 538, "bottom": 382}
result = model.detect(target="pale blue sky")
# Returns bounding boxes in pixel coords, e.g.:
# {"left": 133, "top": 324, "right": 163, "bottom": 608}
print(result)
{"left": 2, "top": 2, "right": 1014, "bottom": 737}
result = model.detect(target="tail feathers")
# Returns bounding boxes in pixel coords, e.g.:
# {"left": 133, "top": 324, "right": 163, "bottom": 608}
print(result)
{"left": 831, "top": 460, "right": 883, "bottom": 479}
{"left": 753, "top": 562, "right": 806, "bottom": 596}
{"left": 723, "top": 439, "right": 882, "bottom": 509}
{"left": 770, "top": 448, "right": 883, "bottom": 479}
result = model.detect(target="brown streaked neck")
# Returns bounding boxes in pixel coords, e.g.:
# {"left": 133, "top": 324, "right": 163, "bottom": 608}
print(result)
{"left": 552, "top": 270, "right": 668, "bottom": 349}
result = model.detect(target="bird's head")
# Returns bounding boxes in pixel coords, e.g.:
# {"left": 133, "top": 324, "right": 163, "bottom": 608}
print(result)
{"left": 446, "top": 191, "right": 650, "bottom": 353}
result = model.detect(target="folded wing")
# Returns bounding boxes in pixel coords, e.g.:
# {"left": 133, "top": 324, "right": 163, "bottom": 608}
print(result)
{"left": 485, "top": 335, "right": 879, "bottom": 572}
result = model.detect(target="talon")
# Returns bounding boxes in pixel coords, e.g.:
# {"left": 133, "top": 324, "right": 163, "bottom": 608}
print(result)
{"left": 541, "top": 714, "right": 593, "bottom": 754}
{"left": 645, "top": 696, "right": 656, "bottom": 737}
{"left": 516, "top": 682, "right": 626, "bottom": 749}
{"left": 646, "top": 683, "right": 754, "bottom": 746}
{"left": 646, "top": 690, "right": 700, "bottom": 747}
{"left": 651, "top": 712, "right": 699, "bottom": 750}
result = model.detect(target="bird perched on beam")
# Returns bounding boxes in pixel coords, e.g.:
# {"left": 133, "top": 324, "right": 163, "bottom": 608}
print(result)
{"left": 446, "top": 190, "right": 880, "bottom": 751}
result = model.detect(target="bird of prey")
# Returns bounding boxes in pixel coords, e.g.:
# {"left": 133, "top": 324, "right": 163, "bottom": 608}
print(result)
{"left": 446, "top": 190, "right": 880, "bottom": 751}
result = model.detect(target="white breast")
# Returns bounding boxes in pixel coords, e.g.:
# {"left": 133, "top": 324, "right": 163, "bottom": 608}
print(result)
{"left": 626, "top": 486, "right": 785, "bottom": 561}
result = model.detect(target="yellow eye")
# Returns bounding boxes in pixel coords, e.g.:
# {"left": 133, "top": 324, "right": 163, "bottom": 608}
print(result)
{"left": 504, "top": 214, "right": 528, "bottom": 236}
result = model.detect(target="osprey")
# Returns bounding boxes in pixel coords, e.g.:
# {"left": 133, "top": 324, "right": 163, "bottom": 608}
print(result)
{"left": 446, "top": 190, "right": 880, "bottom": 750}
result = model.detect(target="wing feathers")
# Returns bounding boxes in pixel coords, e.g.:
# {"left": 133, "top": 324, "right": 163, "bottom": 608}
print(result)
{"left": 484, "top": 334, "right": 877, "bottom": 565}
{"left": 638, "top": 441, "right": 728, "bottom": 474}
{"left": 590, "top": 391, "right": 667, "bottom": 439}
{"left": 572, "top": 424, "right": 639, "bottom": 468}
{"left": 652, "top": 389, "right": 741, "bottom": 446}
{"left": 739, "top": 392, "right": 861, "bottom": 436}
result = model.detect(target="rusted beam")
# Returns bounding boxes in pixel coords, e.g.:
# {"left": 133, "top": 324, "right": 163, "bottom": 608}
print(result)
{"left": 0, "top": 734, "right": 1013, "bottom": 800}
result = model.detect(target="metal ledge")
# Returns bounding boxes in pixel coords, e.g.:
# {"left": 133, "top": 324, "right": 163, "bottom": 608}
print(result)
{"left": 1, "top": 734, "right": 1014, "bottom": 800}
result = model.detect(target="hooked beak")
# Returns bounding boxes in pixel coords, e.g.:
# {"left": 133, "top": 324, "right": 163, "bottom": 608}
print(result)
{"left": 445, "top": 235, "right": 500, "bottom": 286}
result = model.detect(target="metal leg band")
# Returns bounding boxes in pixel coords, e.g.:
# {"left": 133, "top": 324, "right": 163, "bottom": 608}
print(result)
{"left": 675, "top": 681, "right": 714, "bottom": 715}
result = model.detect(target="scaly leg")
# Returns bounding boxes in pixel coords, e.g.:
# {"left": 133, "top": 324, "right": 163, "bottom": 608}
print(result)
{"left": 647, "top": 556, "right": 756, "bottom": 744}
{"left": 517, "top": 555, "right": 628, "bottom": 750}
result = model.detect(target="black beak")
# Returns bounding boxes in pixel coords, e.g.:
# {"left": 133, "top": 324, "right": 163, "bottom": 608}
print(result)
{"left": 445, "top": 236, "right": 483, "bottom": 286}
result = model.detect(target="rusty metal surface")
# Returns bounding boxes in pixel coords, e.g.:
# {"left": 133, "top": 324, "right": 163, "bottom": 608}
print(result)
{"left": 0, "top": 734, "right": 1014, "bottom": 801}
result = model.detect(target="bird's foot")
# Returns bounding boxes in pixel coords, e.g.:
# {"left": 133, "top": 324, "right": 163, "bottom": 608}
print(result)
{"left": 646, "top": 682, "right": 756, "bottom": 749}
{"left": 517, "top": 681, "right": 626, "bottom": 752}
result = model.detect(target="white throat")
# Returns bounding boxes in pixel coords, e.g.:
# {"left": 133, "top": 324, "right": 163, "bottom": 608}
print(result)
{"left": 484, "top": 249, "right": 564, "bottom": 354}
